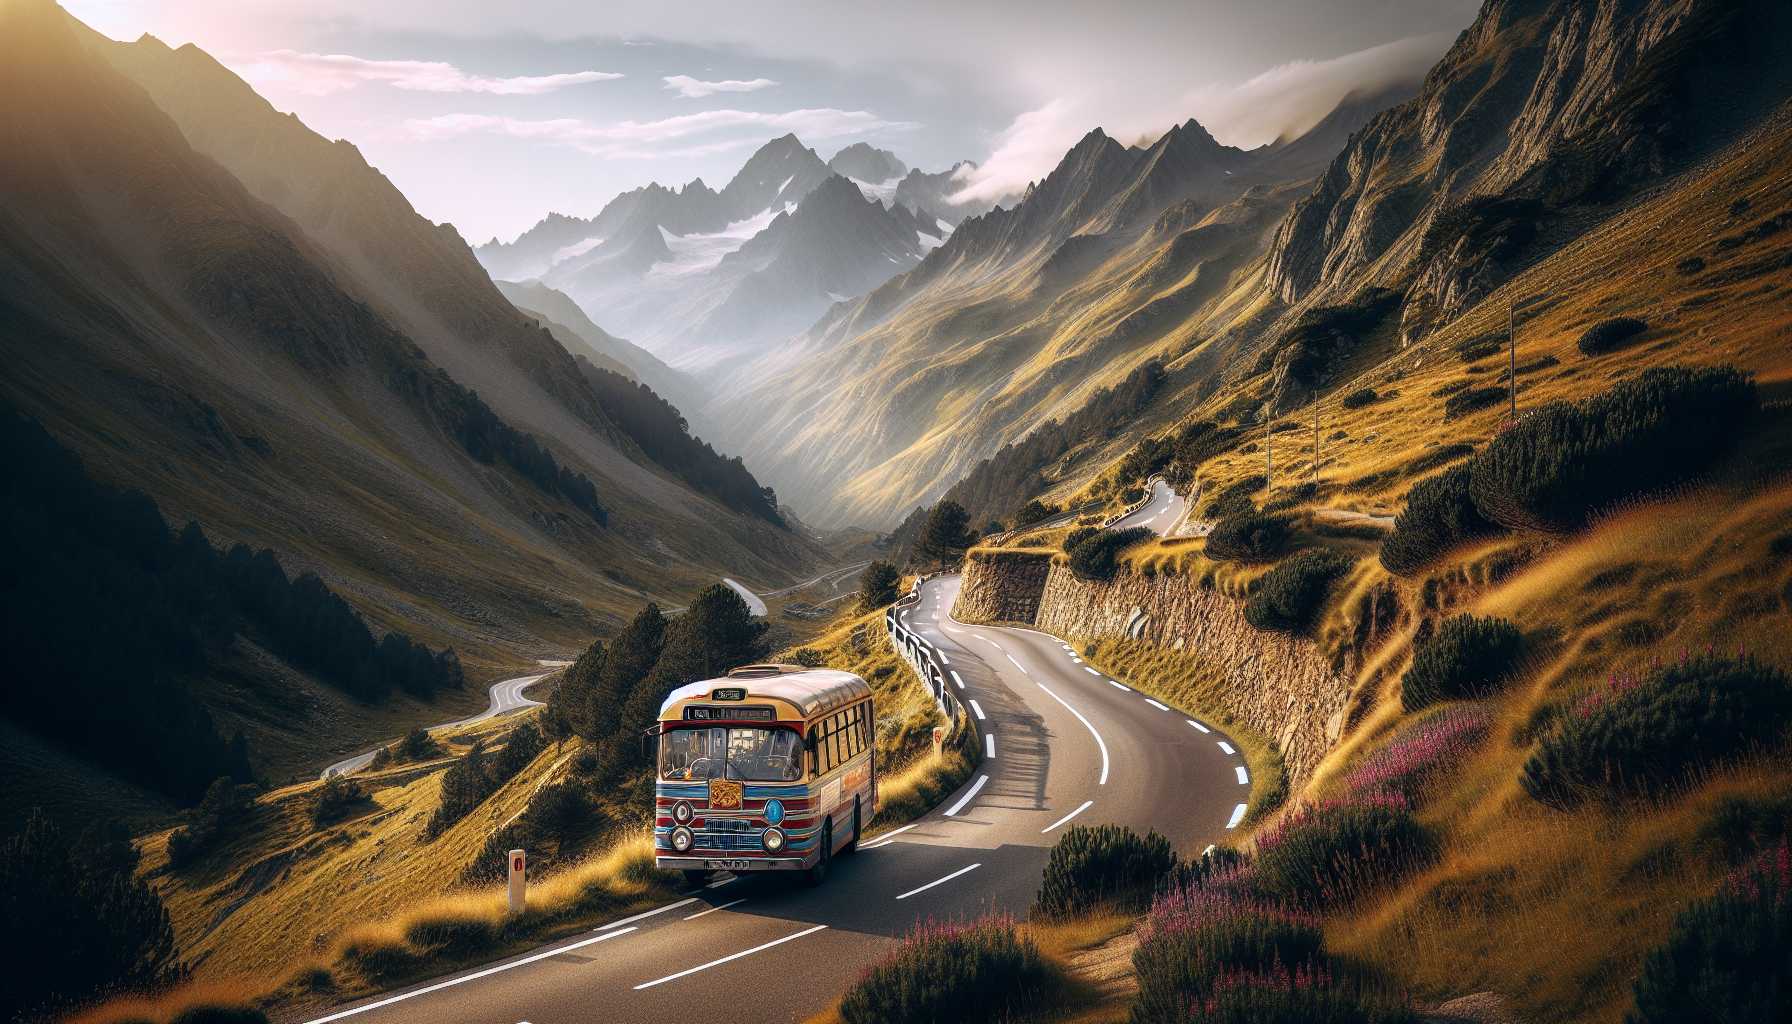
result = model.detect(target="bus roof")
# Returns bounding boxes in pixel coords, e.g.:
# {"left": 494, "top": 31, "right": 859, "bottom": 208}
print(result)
{"left": 656, "top": 664, "right": 871, "bottom": 722}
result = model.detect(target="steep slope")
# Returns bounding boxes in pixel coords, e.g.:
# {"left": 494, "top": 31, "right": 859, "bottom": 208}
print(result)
{"left": 493, "top": 278, "right": 704, "bottom": 414}
{"left": 713, "top": 89, "right": 1405, "bottom": 528}
{"left": 892, "top": 160, "right": 1002, "bottom": 226}
{"left": 0, "top": 0, "right": 819, "bottom": 775}
{"left": 1265, "top": 0, "right": 1792, "bottom": 345}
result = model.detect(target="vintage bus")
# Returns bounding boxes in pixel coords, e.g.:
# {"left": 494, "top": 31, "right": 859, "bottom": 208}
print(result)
{"left": 651, "top": 664, "right": 875, "bottom": 885}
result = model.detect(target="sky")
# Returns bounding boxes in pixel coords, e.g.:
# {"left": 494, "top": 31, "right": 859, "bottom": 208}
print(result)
{"left": 66, "top": 0, "right": 1482, "bottom": 243}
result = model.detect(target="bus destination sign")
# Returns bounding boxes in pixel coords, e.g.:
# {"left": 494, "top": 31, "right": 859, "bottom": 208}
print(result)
{"left": 710, "top": 687, "right": 748, "bottom": 701}
{"left": 684, "top": 704, "right": 776, "bottom": 722}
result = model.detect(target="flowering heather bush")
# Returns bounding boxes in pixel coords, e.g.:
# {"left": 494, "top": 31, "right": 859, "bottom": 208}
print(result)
{"left": 1400, "top": 614, "right": 1524, "bottom": 712}
{"left": 840, "top": 916, "right": 1054, "bottom": 1024}
{"left": 1341, "top": 706, "right": 1493, "bottom": 803}
{"left": 1522, "top": 654, "right": 1792, "bottom": 808}
{"left": 1252, "top": 794, "right": 1438, "bottom": 908}
{"left": 1628, "top": 843, "right": 1792, "bottom": 1023}
{"left": 1036, "top": 823, "right": 1178, "bottom": 917}
{"left": 1193, "top": 964, "right": 1417, "bottom": 1024}
{"left": 1131, "top": 879, "right": 1325, "bottom": 1024}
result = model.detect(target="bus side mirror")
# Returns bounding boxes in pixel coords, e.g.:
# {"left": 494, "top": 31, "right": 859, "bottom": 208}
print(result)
{"left": 640, "top": 728, "right": 657, "bottom": 763}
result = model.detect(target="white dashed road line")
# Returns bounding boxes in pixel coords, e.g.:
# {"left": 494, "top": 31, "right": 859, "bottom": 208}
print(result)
{"left": 1227, "top": 803, "right": 1247, "bottom": 829}
{"left": 968, "top": 699, "right": 986, "bottom": 721}
{"left": 860, "top": 823, "right": 921, "bottom": 850}
{"left": 1107, "top": 680, "right": 1131, "bottom": 692}
{"left": 985, "top": 733, "right": 996, "bottom": 759}
{"left": 633, "top": 924, "right": 829, "bottom": 990}
{"left": 683, "top": 898, "right": 745, "bottom": 921}
{"left": 895, "top": 863, "right": 982, "bottom": 901}
{"left": 1217, "top": 741, "right": 1236, "bottom": 755}
{"left": 1083, "top": 666, "right": 1101, "bottom": 676}
{"left": 1040, "top": 799, "right": 1094, "bottom": 834}
{"left": 1005, "top": 653, "right": 1028, "bottom": 674}
{"left": 1187, "top": 719, "right": 1210, "bottom": 733}
{"left": 943, "top": 774, "right": 989, "bottom": 816}
{"left": 1144, "top": 698, "right": 1170, "bottom": 711}
{"left": 1236, "top": 766, "right": 1250, "bottom": 785}
{"left": 950, "top": 670, "right": 965, "bottom": 690}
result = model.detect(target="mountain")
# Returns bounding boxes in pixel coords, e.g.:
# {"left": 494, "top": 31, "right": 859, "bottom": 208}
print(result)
{"left": 0, "top": 2, "right": 819, "bottom": 792}
{"left": 891, "top": 161, "right": 1007, "bottom": 227}
{"left": 709, "top": 86, "right": 1406, "bottom": 527}
{"left": 828, "top": 142, "right": 908, "bottom": 184}
{"left": 1264, "top": 0, "right": 1792, "bottom": 347}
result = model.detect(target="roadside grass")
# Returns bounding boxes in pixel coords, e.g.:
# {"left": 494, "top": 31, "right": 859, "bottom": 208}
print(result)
{"left": 1077, "top": 639, "right": 1288, "bottom": 828}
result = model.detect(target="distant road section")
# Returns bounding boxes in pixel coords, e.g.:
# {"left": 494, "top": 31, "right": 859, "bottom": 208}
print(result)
{"left": 722, "top": 578, "right": 769, "bottom": 617}
{"left": 1109, "top": 478, "right": 1187, "bottom": 536}
{"left": 319, "top": 660, "right": 567, "bottom": 779}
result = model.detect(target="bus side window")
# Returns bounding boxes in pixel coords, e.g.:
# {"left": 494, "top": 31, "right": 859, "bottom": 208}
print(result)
{"left": 858, "top": 704, "right": 871, "bottom": 753}
{"left": 848, "top": 705, "right": 862, "bottom": 757}
{"left": 808, "top": 726, "right": 821, "bottom": 776}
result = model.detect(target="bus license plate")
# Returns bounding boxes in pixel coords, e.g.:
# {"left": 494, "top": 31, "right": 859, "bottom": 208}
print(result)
{"left": 706, "top": 859, "right": 753, "bottom": 870}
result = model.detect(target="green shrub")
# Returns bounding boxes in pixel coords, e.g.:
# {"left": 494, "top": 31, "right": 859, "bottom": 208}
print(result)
{"left": 1012, "top": 500, "right": 1057, "bottom": 527}
{"left": 1380, "top": 466, "right": 1501, "bottom": 576}
{"left": 403, "top": 912, "right": 497, "bottom": 956}
{"left": 1340, "top": 388, "right": 1379, "bottom": 410}
{"left": 859, "top": 560, "right": 901, "bottom": 609}
{"left": 311, "top": 774, "right": 367, "bottom": 828}
{"left": 1203, "top": 475, "right": 1266, "bottom": 519}
{"left": 397, "top": 727, "right": 441, "bottom": 762}
{"left": 1206, "top": 512, "right": 1293, "bottom": 563}
{"left": 1628, "top": 845, "right": 1792, "bottom": 1023}
{"left": 1035, "top": 824, "right": 1178, "bottom": 917}
{"left": 1455, "top": 332, "right": 1505, "bottom": 363}
{"left": 1063, "top": 525, "right": 1099, "bottom": 552}
{"left": 1522, "top": 656, "right": 1792, "bottom": 808}
{"left": 1467, "top": 365, "right": 1757, "bottom": 533}
{"left": 1066, "top": 527, "right": 1154, "bottom": 581}
{"left": 1132, "top": 889, "right": 1325, "bottom": 1023}
{"left": 167, "top": 777, "right": 258, "bottom": 869}
{"left": 1576, "top": 317, "right": 1648, "bottom": 356}
{"left": 1400, "top": 614, "right": 1524, "bottom": 712}
{"left": 1442, "top": 386, "right": 1507, "bottom": 421}
{"left": 1245, "top": 551, "right": 1353, "bottom": 633}
{"left": 1253, "top": 795, "right": 1438, "bottom": 907}
{"left": 840, "top": 917, "right": 1054, "bottom": 1024}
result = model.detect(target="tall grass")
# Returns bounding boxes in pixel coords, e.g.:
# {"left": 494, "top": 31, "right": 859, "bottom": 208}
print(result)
{"left": 840, "top": 916, "right": 1057, "bottom": 1024}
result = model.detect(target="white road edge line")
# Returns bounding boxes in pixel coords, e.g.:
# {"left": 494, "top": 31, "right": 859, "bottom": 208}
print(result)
{"left": 1005, "top": 653, "right": 1028, "bottom": 674}
{"left": 1227, "top": 803, "right": 1247, "bottom": 829}
{"left": 1040, "top": 799, "right": 1094, "bottom": 834}
{"left": 684, "top": 898, "right": 745, "bottom": 921}
{"left": 969, "top": 699, "right": 987, "bottom": 721}
{"left": 985, "top": 733, "right": 996, "bottom": 758}
{"left": 1083, "top": 666, "right": 1101, "bottom": 676}
{"left": 301, "top": 924, "right": 645, "bottom": 1023}
{"left": 938, "top": 652, "right": 950, "bottom": 665}
{"left": 633, "top": 924, "right": 829, "bottom": 990}
{"left": 1145, "top": 698, "right": 1170, "bottom": 711}
{"left": 1218, "top": 740, "right": 1236, "bottom": 755}
{"left": 1107, "top": 680, "right": 1131, "bottom": 692}
{"left": 950, "top": 670, "right": 965, "bottom": 690}
{"left": 1037, "top": 681, "right": 1109, "bottom": 785}
{"left": 895, "top": 862, "right": 982, "bottom": 900}
{"left": 1236, "top": 766, "right": 1250, "bottom": 785}
{"left": 860, "top": 822, "right": 921, "bottom": 850}
{"left": 1187, "top": 719, "right": 1210, "bottom": 733}
{"left": 943, "top": 774, "right": 989, "bottom": 816}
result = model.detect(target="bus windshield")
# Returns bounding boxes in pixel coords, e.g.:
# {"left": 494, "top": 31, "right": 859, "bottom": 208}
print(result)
{"left": 660, "top": 726, "right": 802, "bottom": 782}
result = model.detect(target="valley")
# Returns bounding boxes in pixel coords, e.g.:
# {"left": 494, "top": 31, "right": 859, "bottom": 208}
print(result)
{"left": 4, "top": 0, "right": 1791, "bottom": 1022}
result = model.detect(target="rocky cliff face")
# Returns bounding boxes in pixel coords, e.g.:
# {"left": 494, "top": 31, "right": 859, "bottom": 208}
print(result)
{"left": 953, "top": 556, "right": 1355, "bottom": 788}
{"left": 1265, "top": 0, "right": 1792, "bottom": 345}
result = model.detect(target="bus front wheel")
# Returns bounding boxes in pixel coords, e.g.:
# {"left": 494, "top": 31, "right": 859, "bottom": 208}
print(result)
{"left": 804, "top": 822, "right": 832, "bottom": 886}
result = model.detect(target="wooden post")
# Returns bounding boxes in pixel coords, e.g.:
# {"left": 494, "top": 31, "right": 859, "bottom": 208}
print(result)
{"left": 1508, "top": 298, "right": 1518, "bottom": 424}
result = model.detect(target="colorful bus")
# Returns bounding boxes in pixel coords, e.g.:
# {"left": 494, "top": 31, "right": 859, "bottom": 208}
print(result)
{"left": 651, "top": 664, "right": 875, "bottom": 885}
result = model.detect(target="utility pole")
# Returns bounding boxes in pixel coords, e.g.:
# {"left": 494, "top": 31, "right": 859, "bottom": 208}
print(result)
{"left": 1264, "top": 412, "right": 1272, "bottom": 489}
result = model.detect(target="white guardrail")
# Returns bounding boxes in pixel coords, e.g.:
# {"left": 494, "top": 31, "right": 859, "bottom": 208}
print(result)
{"left": 883, "top": 575, "right": 967, "bottom": 728}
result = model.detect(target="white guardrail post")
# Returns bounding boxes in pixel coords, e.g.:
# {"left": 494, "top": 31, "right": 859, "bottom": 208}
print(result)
{"left": 885, "top": 576, "right": 964, "bottom": 728}
{"left": 507, "top": 848, "right": 526, "bottom": 915}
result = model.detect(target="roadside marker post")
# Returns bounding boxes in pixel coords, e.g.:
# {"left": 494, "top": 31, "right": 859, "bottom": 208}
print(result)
{"left": 508, "top": 848, "right": 526, "bottom": 915}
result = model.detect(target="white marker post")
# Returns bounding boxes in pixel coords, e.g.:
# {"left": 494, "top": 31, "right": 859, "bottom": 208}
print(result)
{"left": 932, "top": 726, "right": 946, "bottom": 758}
{"left": 507, "top": 848, "right": 526, "bottom": 915}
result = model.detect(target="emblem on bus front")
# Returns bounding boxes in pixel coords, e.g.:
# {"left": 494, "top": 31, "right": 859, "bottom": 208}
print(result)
{"left": 709, "top": 778, "right": 743, "bottom": 810}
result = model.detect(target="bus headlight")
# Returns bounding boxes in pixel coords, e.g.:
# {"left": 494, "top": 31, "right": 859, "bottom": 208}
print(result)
{"left": 672, "top": 800, "right": 694, "bottom": 824}
{"left": 762, "top": 827, "right": 786, "bottom": 853}
{"left": 671, "top": 826, "right": 694, "bottom": 853}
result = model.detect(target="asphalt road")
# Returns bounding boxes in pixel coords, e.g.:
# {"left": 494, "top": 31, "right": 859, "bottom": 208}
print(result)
{"left": 318, "top": 661, "right": 566, "bottom": 780}
{"left": 297, "top": 575, "right": 1248, "bottom": 1023}
{"left": 1110, "top": 478, "right": 1188, "bottom": 535}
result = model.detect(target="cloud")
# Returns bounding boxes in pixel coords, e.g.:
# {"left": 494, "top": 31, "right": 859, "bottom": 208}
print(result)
{"left": 232, "top": 49, "right": 622, "bottom": 96}
{"left": 1182, "top": 33, "right": 1447, "bottom": 148}
{"left": 405, "top": 107, "right": 918, "bottom": 158}
{"left": 948, "top": 33, "right": 1445, "bottom": 207}
{"left": 662, "top": 75, "right": 777, "bottom": 98}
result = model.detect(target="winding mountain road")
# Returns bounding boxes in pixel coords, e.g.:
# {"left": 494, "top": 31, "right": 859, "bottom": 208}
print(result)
{"left": 1111, "top": 477, "right": 1189, "bottom": 535}
{"left": 296, "top": 575, "right": 1249, "bottom": 1023}
{"left": 318, "top": 661, "right": 568, "bottom": 780}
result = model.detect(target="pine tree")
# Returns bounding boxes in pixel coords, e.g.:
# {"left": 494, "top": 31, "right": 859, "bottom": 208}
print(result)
{"left": 912, "top": 500, "right": 976, "bottom": 570}
{"left": 859, "top": 561, "right": 901, "bottom": 611}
